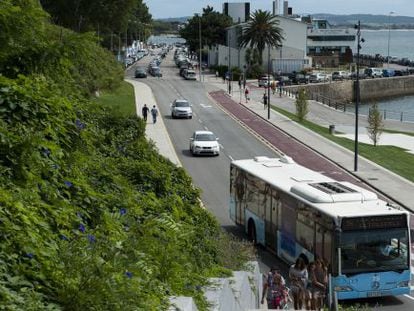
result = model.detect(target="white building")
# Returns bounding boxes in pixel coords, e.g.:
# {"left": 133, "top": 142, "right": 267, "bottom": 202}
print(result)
{"left": 208, "top": 14, "right": 309, "bottom": 74}
{"left": 223, "top": 2, "right": 250, "bottom": 24}
{"left": 306, "top": 19, "right": 356, "bottom": 67}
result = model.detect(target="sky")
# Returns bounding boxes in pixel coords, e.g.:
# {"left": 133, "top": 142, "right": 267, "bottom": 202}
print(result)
{"left": 144, "top": 0, "right": 414, "bottom": 19}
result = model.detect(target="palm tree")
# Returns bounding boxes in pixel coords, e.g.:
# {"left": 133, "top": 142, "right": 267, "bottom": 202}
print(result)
{"left": 239, "top": 10, "right": 284, "bottom": 65}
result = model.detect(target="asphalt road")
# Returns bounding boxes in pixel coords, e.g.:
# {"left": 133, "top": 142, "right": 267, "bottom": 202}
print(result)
{"left": 125, "top": 50, "right": 414, "bottom": 310}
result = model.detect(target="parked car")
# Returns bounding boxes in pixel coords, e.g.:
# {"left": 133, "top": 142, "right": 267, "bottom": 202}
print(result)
{"left": 382, "top": 69, "right": 395, "bottom": 77}
{"left": 289, "top": 73, "right": 309, "bottom": 84}
{"left": 189, "top": 131, "right": 220, "bottom": 156}
{"left": 331, "top": 71, "right": 348, "bottom": 81}
{"left": 364, "top": 68, "right": 383, "bottom": 78}
{"left": 349, "top": 71, "right": 367, "bottom": 80}
{"left": 171, "top": 99, "right": 192, "bottom": 119}
{"left": 276, "top": 75, "right": 292, "bottom": 86}
{"left": 309, "top": 73, "right": 328, "bottom": 83}
{"left": 134, "top": 67, "right": 147, "bottom": 78}
{"left": 258, "top": 75, "right": 274, "bottom": 87}
{"left": 394, "top": 69, "right": 408, "bottom": 76}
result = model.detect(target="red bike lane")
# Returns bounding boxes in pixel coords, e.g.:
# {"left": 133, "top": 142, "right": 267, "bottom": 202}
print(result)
{"left": 209, "top": 90, "right": 366, "bottom": 187}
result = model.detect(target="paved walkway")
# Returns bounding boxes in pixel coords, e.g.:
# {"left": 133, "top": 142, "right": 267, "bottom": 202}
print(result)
{"left": 125, "top": 79, "right": 181, "bottom": 167}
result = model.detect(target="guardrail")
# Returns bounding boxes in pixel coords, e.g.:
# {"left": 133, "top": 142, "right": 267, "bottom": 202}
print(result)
{"left": 280, "top": 88, "right": 414, "bottom": 123}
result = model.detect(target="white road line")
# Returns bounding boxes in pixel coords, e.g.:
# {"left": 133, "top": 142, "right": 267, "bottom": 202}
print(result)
{"left": 404, "top": 294, "right": 414, "bottom": 300}
{"left": 229, "top": 155, "right": 234, "bottom": 161}
{"left": 204, "top": 126, "right": 209, "bottom": 131}
{"left": 219, "top": 143, "right": 224, "bottom": 149}
{"left": 198, "top": 119, "right": 202, "bottom": 123}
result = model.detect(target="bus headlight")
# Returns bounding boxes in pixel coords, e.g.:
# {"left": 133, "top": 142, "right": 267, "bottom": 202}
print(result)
{"left": 334, "top": 286, "right": 353, "bottom": 292}
{"left": 397, "top": 281, "right": 409, "bottom": 287}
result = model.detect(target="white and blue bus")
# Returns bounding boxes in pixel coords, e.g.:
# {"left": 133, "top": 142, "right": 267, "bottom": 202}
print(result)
{"left": 230, "top": 156, "right": 411, "bottom": 300}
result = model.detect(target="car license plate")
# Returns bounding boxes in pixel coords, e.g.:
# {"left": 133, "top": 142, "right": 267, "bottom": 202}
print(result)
{"left": 367, "top": 291, "right": 381, "bottom": 297}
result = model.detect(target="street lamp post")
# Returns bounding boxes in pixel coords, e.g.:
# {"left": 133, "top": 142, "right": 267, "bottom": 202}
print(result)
{"left": 387, "top": 11, "right": 395, "bottom": 68}
{"left": 198, "top": 15, "right": 202, "bottom": 82}
{"left": 267, "top": 45, "right": 271, "bottom": 119}
{"left": 354, "top": 21, "right": 364, "bottom": 172}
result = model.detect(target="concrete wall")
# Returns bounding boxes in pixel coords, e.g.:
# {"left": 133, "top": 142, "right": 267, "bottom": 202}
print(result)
{"left": 168, "top": 261, "right": 262, "bottom": 311}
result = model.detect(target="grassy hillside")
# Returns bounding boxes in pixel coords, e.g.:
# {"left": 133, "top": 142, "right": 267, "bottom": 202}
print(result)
{"left": 0, "top": 1, "right": 254, "bottom": 310}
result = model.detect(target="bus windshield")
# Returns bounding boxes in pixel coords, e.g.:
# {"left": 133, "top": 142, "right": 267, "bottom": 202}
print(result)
{"left": 340, "top": 228, "right": 409, "bottom": 274}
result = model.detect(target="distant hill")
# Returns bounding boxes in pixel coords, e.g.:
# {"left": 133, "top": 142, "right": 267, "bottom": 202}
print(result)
{"left": 309, "top": 13, "right": 414, "bottom": 29}
{"left": 155, "top": 17, "right": 190, "bottom": 23}
{"left": 156, "top": 14, "right": 414, "bottom": 29}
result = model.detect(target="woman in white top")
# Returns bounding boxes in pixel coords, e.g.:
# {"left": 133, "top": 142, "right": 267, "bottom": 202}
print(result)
{"left": 289, "top": 257, "right": 308, "bottom": 310}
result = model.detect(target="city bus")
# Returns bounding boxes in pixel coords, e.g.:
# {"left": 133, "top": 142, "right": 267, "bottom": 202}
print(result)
{"left": 229, "top": 156, "right": 411, "bottom": 300}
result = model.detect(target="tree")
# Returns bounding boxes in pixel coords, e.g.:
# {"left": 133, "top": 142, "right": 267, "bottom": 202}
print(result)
{"left": 179, "top": 6, "right": 232, "bottom": 52}
{"left": 239, "top": 10, "right": 284, "bottom": 65}
{"left": 295, "top": 89, "right": 309, "bottom": 122}
{"left": 367, "top": 103, "right": 384, "bottom": 146}
{"left": 244, "top": 48, "right": 262, "bottom": 78}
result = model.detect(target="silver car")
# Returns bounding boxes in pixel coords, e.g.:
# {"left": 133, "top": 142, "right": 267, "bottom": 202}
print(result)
{"left": 171, "top": 99, "right": 192, "bottom": 119}
{"left": 189, "top": 131, "right": 220, "bottom": 156}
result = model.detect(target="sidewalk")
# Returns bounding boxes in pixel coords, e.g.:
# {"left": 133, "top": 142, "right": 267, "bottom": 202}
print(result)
{"left": 204, "top": 74, "right": 414, "bottom": 213}
{"left": 125, "top": 79, "right": 181, "bottom": 167}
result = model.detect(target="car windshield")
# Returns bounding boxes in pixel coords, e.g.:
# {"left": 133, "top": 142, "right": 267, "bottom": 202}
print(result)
{"left": 175, "top": 101, "right": 189, "bottom": 107}
{"left": 340, "top": 228, "right": 409, "bottom": 275}
{"left": 195, "top": 133, "right": 216, "bottom": 141}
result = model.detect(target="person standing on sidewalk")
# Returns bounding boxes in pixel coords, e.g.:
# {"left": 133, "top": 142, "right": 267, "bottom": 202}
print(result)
{"left": 244, "top": 88, "right": 250, "bottom": 103}
{"left": 263, "top": 92, "right": 268, "bottom": 109}
{"left": 151, "top": 105, "right": 158, "bottom": 124}
{"left": 142, "top": 104, "right": 149, "bottom": 122}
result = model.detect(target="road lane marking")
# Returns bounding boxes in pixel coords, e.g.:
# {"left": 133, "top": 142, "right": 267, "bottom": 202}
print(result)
{"left": 198, "top": 119, "right": 202, "bottom": 123}
{"left": 229, "top": 155, "right": 234, "bottom": 161}
{"left": 204, "top": 126, "right": 209, "bottom": 131}
{"left": 404, "top": 294, "right": 414, "bottom": 300}
{"left": 200, "top": 104, "right": 212, "bottom": 108}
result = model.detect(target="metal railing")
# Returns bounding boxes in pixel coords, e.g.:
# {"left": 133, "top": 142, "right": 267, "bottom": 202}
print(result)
{"left": 280, "top": 88, "right": 414, "bottom": 123}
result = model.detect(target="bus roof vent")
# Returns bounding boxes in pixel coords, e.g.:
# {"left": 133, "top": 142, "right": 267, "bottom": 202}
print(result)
{"left": 254, "top": 156, "right": 271, "bottom": 162}
{"left": 309, "top": 182, "right": 357, "bottom": 194}
{"left": 280, "top": 155, "right": 295, "bottom": 164}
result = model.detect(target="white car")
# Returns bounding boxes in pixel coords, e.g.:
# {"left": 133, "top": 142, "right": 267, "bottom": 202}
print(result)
{"left": 189, "top": 131, "right": 220, "bottom": 156}
{"left": 171, "top": 99, "right": 192, "bottom": 119}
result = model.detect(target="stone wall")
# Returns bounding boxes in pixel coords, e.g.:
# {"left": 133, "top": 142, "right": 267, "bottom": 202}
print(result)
{"left": 286, "top": 76, "right": 414, "bottom": 104}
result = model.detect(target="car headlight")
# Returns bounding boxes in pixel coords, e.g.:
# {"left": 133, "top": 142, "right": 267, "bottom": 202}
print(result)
{"left": 398, "top": 280, "right": 409, "bottom": 287}
{"left": 334, "top": 286, "right": 353, "bottom": 292}
{"left": 194, "top": 145, "right": 202, "bottom": 149}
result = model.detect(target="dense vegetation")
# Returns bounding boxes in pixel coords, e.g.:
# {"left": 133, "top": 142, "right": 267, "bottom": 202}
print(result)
{"left": 0, "top": 1, "right": 254, "bottom": 309}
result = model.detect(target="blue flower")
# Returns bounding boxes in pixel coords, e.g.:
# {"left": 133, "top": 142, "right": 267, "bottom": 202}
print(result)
{"left": 78, "top": 223, "right": 86, "bottom": 233}
{"left": 120, "top": 208, "right": 127, "bottom": 216}
{"left": 25, "top": 253, "right": 34, "bottom": 259}
{"left": 87, "top": 234, "right": 96, "bottom": 243}
{"left": 41, "top": 147, "right": 51, "bottom": 157}
{"left": 64, "top": 180, "right": 73, "bottom": 188}
{"left": 125, "top": 271, "right": 133, "bottom": 278}
{"left": 60, "top": 234, "right": 69, "bottom": 241}
{"left": 75, "top": 119, "right": 86, "bottom": 130}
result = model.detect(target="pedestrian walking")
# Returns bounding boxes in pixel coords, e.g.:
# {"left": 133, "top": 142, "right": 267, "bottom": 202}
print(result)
{"left": 263, "top": 92, "right": 268, "bottom": 109}
{"left": 151, "top": 105, "right": 158, "bottom": 124}
{"left": 244, "top": 88, "right": 250, "bottom": 103}
{"left": 215, "top": 70, "right": 219, "bottom": 79}
{"left": 279, "top": 80, "right": 283, "bottom": 98}
{"left": 142, "top": 104, "right": 149, "bottom": 122}
{"left": 289, "top": 256, "right": 309, "bottom": 310}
